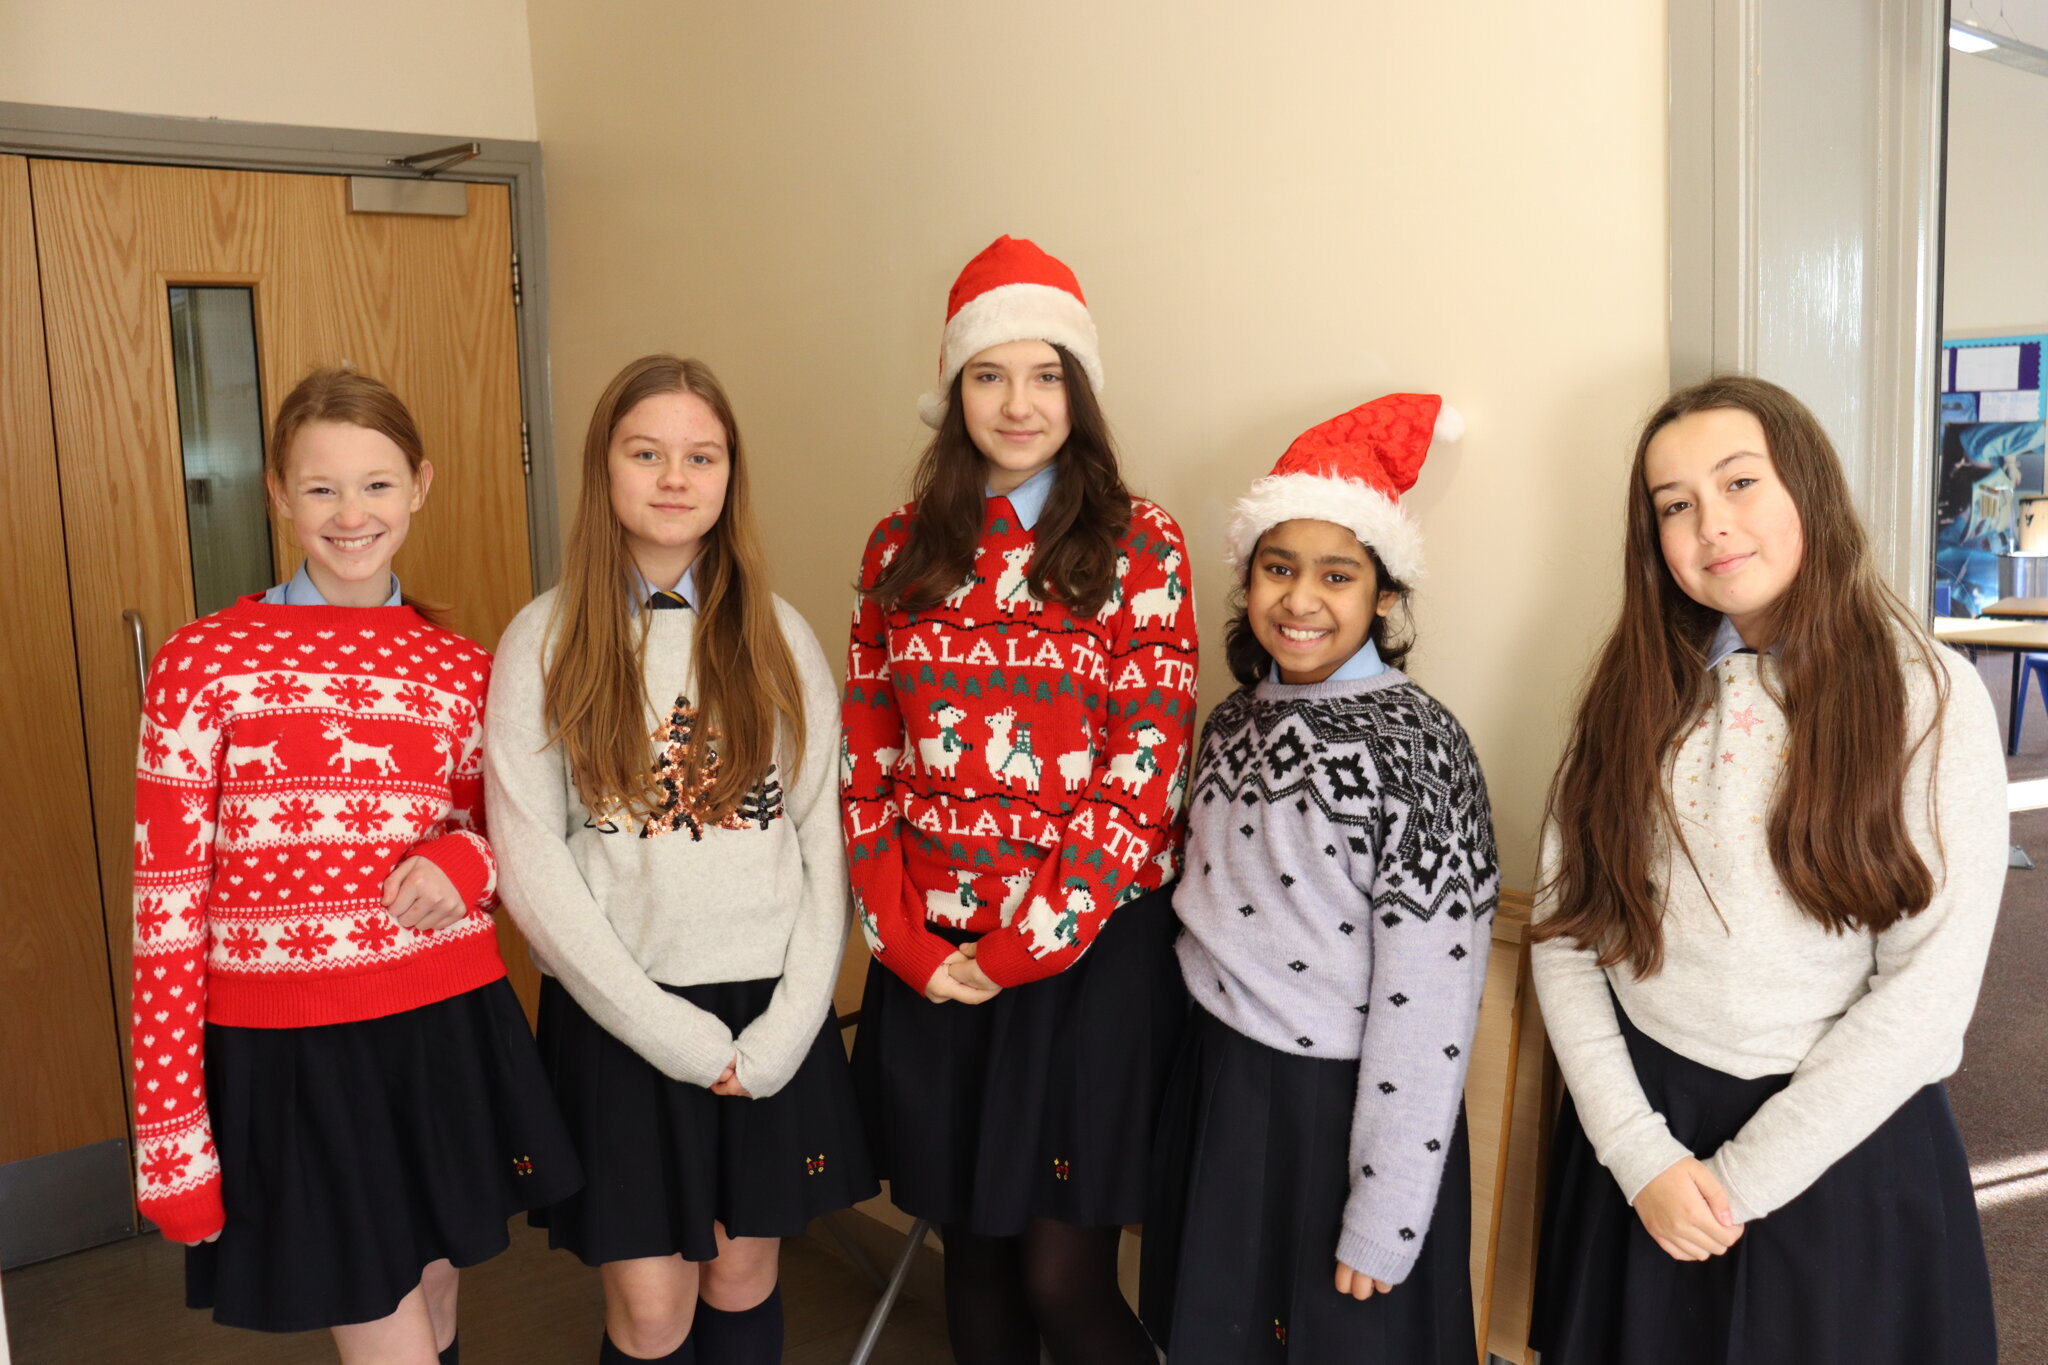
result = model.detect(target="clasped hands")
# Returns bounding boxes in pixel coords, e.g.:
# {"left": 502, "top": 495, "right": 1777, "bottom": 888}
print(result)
{"left": 923, "top": 941, "right": 1001, "bottom": 1005}
{"left": 1632, "top": 1156, "right": 1744, "bottom": 1261}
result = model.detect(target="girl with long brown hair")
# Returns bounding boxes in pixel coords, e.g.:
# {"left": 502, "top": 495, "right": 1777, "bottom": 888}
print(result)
{"left": 134, "top": 367, "right": 579, "bottom": 1364}
{"left": 485, "top": 355, "right": 873, "bottom": 1364}
{"left": 1529, "top": 376, "right": 2004, "bottom": 1364}
{"left": 842, "top": 236, "right": 1197, "bottom": 1365}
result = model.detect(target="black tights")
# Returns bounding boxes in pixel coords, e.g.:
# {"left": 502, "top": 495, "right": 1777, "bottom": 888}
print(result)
{"left": 940, "top": 1219, "right": 1156, "bottom": 1365}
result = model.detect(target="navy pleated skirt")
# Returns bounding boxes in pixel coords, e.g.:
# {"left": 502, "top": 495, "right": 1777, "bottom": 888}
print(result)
{"left": 850, "top": 883, "right": 1188, "bottom": 1234}
{"left": 530, "top": 974, "right": 877, "bottom": 1265}
{"left": 1140, "top": 1001, "right": 1476, "bottom": 1363}
{"left": 187, "top": 978, "right": 581, "bottom": 1333}
{"left": 1532, "top": 999, "right": 1997, "bottom": 1365}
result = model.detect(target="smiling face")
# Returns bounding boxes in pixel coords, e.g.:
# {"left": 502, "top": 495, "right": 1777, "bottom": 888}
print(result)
{"left": 606, "top": 390, "right": 731, "bottom": 588}
{"left": 1246, "top": 518, "right": 1398, "bottom": 684}
{"left": 1644, "top": 407, "right": 1806, "bottom": 644}
{"left": 959, "top": 338, "right": 1072, "bottom": 494}
{"left": 269, "top": 420, "right": 431, "bottom": 607}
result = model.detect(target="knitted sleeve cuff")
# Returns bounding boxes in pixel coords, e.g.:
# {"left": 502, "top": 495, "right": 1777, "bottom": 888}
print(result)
{"left": 1333, "top": 1225, "right": 1418, "bottom": 1288}
{"left": 411, "top": 830, "right": 495, "bottom": 911}
{"left": 143, "top": 1182, "right": 225, "bottom": 1245}
{"left": 881, "top": 924, "right": 957, "bottom": 998}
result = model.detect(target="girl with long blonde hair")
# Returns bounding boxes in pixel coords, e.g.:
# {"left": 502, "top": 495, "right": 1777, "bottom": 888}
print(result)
{"left": 485, "top": 354, "right": 872, "bottom": 1364}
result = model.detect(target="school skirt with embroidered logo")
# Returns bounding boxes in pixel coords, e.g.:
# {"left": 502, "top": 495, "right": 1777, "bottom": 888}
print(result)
{"left": 1140, "top": 1001, "right": 1475, "bottom": 1364}
{"left": 850, "top": 882, "right": 1188, "bottom": 1234}
{"left": 530, "top": 974, "right": 877, "bottom": 1265}
{"left": 185, "top": 977, "right": 581, "bottom": 1333}
{"left": 1531, "top": 998, "right": 1997, "bottom": 1365}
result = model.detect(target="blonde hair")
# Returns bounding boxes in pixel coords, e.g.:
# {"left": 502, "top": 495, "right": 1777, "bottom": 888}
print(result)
{"left": 543, "top": 355, "right": 805, "bottom": 821}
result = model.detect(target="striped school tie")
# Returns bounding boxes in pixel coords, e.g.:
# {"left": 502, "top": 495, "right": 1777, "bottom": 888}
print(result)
{"left": 647, "top": 589, "right": 691, "bottom": 610}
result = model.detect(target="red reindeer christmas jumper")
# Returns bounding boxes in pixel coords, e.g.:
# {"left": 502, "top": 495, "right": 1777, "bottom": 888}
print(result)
{"left": 130, "top": 597, "right": 504, "bottom": 1243}
{"left": 842, "top": 493, "right": 1198, "bottom": 991}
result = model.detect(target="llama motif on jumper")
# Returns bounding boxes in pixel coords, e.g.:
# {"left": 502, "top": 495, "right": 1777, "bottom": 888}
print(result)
{"left": 919, "top": 702, "right": 975, "bottom": 776}
{"left": 993, "top": 546, "right": 1044, "bottom": 614}
{"left": 226, "top": 738, "right": 283, "bottom": 777}
{"left": 1165, "top": 742, "right": 1190, "bottom": 814}
{"left": 874, "top": 745, "right": 902, "bottom": 780}
{"left": 986, "top": 708, "right": 1044, "bottom": 791}
{"left": 1097, "top": 555, "right": 1130, "bottom": 622}
{"left": 640, "top": 692, "right": 786, "bottom": 840}
{"left": 853, "top": 888, "right": 884, "bottom": 955}
{"left": 1057, "top": 741, "right": 1095, "bottom": 792}
{"left": 997, "top": 869, "right": 1034, "bottom": 926}
{"left": 1021, "top": 878, "right": 1096, "bottom": 959}
{"left": 942, "top": 571, "right": 984, "bottom": 610}
{"left": 1108, "top": 722, "right": 1169, "bottom": 794}
{"left": 925, "top": 869, "right": 986, "bottom": 927}
{"left": 324, "top": 722, "right": 397, "bottom": 777}
{"left": 840, "top": 735, "right": 856, "bottom": 789}
{"left": 1129, "top": 548, "right": 1186, "bottom": 630}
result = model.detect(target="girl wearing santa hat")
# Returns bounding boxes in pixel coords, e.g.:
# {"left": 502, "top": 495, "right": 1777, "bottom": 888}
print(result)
{"left": 841, "top": 236, "right": 1198, "bottom": 1364}
{"left": 1528, "top": 376, "right": 2000, "bottom": 1364}
{"left": 1139, "top": 393, "right": 1495, "bottom": 1363}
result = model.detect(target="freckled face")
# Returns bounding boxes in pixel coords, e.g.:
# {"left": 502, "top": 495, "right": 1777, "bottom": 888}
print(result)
{"left": 1246, "top": 518, "right": 1397, "bottom": 684}
{"left": 1644, "top": 408, "right": 1804, "bottom": 642}
{"left": 269, "top": 420, "right": 431, "bottom": 607}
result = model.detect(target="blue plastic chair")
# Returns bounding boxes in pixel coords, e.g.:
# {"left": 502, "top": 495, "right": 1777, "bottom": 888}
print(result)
{"left": 2013, "top": 653, "right": 2048, "bottom": 755}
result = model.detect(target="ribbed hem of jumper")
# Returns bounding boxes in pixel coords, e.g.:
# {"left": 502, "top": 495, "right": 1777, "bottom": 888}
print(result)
{"left": 206, "top": 931, "right": 506, "bottom": 1028}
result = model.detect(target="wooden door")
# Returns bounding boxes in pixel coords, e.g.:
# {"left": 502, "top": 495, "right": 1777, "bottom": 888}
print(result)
{"left": 0, "top": 157, "right": 129, "bottom": 1178}
{"left": 32, "top": 159, "right": 544, "bottom": 1091}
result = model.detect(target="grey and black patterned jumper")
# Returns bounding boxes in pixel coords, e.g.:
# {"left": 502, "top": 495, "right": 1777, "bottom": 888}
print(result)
{"left": 1172, "top": 667, "right": 1498, "bottom": 1284}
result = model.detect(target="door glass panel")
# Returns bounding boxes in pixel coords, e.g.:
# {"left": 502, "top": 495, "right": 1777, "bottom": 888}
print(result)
{"left": 168, "top": 286, "right": 272, "bottom": 616}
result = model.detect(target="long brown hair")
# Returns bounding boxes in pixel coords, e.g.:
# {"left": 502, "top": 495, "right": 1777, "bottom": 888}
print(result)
{"left": 1534, "top": 375, "right": 1946, "bottom": 977}
{"left": 866, "top": 344, "right": 1131, "bottom": 614}
{"left": 543, "top": 355, "right": 805, "bottom": 822}
{"left": 267, "top": 366, "right": 444, "bottom": 623}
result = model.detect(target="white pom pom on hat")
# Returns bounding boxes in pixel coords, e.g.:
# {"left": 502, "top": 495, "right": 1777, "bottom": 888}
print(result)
{"left": 916, "top": 236, "right": 1102, "bottom": 428}
{"left": 1225, "top": 393, "right": 1463, "bottom": 583}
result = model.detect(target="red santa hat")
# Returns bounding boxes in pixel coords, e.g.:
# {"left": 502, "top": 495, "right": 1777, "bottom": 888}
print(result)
{"left": 1225, "top": 392, "right": 1464, "bottom": 583}
{"left": 917, "top": 235, "right": 1102, "bottom": 428}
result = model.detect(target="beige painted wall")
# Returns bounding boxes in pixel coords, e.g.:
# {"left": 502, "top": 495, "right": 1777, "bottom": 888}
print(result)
{"left": 0, "top": 0, "right": 537, "bottom": 140}
{"left": 1944, "top": 57, "right": 2048, "bottom": 337}
{"left": 527, "top": 2, "right": 1670, "bottom": 887}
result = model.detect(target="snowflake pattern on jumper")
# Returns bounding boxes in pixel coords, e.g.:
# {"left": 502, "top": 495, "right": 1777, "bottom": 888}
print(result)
{"left": 130, "top": 598, "right": 504, "bottom": 1242}
{"left": 841, "top": 495, "right": 1197, "bottom": 988}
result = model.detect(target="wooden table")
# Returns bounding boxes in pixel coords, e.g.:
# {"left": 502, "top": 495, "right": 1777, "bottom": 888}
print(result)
{"left": 1981, "top": 597, "right": 2048, "bottom": 620}
{"left": 1934, "top": 616, "right": 2048, "bottom": 754}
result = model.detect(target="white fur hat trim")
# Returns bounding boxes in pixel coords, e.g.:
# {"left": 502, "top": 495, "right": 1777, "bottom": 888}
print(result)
{"left": 917, "top": 282, "right": 1102, "bottom": 428}
{"left": 1226, "top": 473, "right": 1428, "bottom": 583}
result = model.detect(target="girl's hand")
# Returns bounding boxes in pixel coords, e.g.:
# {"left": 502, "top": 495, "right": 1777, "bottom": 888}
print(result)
{"left": 180, "top": 1230, "right": 222, "bottom": 1247}
{"left": 1632, "top": 1157, "right": 1744, "bottom": 1261}
{"left": 924, "top": 952, "right": 999, "bottom": 1005}
{"left": 710, "top": 1058, "right": 752, "bottom": 1098}
{"left": 945, "top": 942, "right": 1002, "bottom": 997}
{"left": 381, "top": 857, "right": 466, "bottom": 931}
{"left": 1333, "top": 1261, "right": 1392, "bottom": 1299}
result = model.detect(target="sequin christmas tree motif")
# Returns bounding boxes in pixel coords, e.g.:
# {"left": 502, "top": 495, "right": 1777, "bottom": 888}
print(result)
{"left": 640, "top": 693, "right": 786, "bottom": 840}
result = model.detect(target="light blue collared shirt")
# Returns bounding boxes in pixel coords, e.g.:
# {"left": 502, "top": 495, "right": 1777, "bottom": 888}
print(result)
{"left": 631, "top": 562, "right": 699, "bottom": 614}
{"left": 988, "top": 464, "right": 1057, "bottom": 531}
{"left": 1270, "top": 637, "right": 1388, "bottom": 684}
{"left": 1703, "top": 615, "right": 1778, "bottom": 669}
{"left": 261, "top": 562, "right": 402, "bottom": 607}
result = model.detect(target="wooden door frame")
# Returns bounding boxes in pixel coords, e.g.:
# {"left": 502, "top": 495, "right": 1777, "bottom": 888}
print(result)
{"left": 0, "top": 99, "right": 562, "bottom": 588}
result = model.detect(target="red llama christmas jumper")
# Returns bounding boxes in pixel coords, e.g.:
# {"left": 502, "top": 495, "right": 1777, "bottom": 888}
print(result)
{"left": 130, "top": 597, "right": 503, "bottom": 1243}
{"left": 842, "top": 493, "right": 1198, "bottom": 990}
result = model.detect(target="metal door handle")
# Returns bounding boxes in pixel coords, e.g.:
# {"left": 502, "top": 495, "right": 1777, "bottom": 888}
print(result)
{"left": 121, "top": 609, "right": 147, "bottom": 703}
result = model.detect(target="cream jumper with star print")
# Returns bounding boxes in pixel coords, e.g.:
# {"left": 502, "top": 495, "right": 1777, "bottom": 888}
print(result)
{"left": 1531, "top": 635, "right": 2007, "bottom": 1224}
